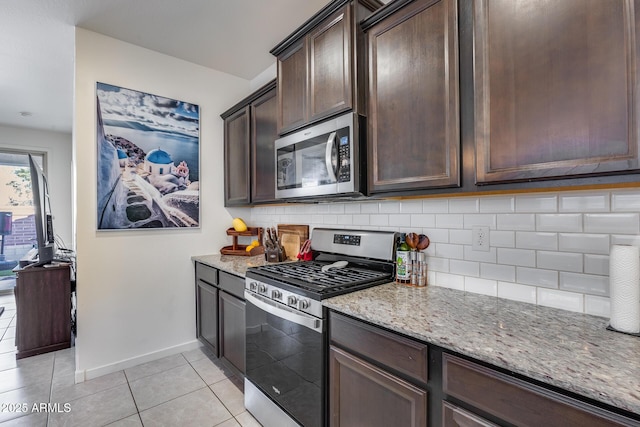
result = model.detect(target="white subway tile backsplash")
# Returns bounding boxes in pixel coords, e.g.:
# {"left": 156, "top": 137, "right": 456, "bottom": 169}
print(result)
{"left": 481, "top": 263, "right": 516, "bottom": 282}
{"left": 423, "top": 228, "right": 449, "bottom": 243}
{"left": 379, "top": 201, "right": 400, "bottom": 213}
{"left": 537, "top": 251, "right": 583, "bottom": 273}
{"left": 516, "top": 267, "right": 558, "bottom": 288}
{"left": 515, "top": 194, "right": 558, "bottom": 213}
{"left": 559, "top": 272, "right": 609, "bottom": 296}
{"left": 435, "top": 272, "right": 465, "bottom": 290}
{"left": 480, "top": 196, "right": 515, "bottom": 213}
{"left": 498, "top": 282, "right": 537, "bottom": 304}
{"left": 400, "top": 200, "right": 424, "bottom": 214}
{"left": 370, "top": 214, "right": 389, "bottom": 226}
{"left": 497, "top": 248, "right": 536, "bottom": 267}
{"left": 584, "top": 295, "right": 610, "bottom": 318}
{"left": 361, "top": 203, "right": 379, "bottom": 214}
{"left": 584, "top": 254, "right": 609, "bottom": 275}
{"left": 450, "top": 260, "right": 480, "bottom": 277}
{"left": 352, "top": 214, "right": 370, "bottom": 225}
{"left": 463, "top": 246, "right": 497, "bottom": 263}
{"left": 249, "top": 189, "right": 625, "bottom": 316}
{"left": 436, "top": 214, "right": 464, "bottom": 229}
{"left": 536, "top": 214, "right": 582, "bottom": 232}
{"left": 435, "top": 243, "right": 464, "bottom": 260}
{"left": 537, "top": 288, "right": 584, "bottom": 313}
{"left": 558, "top": 233, "right": 610, "bottom": 254}
{"left": 411, "top": 214, "right": 436, "bottom": 228}
{"left": 449, "top": 229, "right": 472, "bottom": 245}
{"left": 427, "top": 257, "right": 450, "bottom": 273}
{"left": 611, "top": 191, "right": 640, "bottom": 212}
{"left": 337, "top": 215, "right": 353, "bottom": 225}
{"left": 344, "top": 203, "right": 360, "bottom": 214}
{"left": 584, "top": 213, "right": 640, "bottom": 234}
{"left": 497, "top": 214, "right": 536, "bottom": 231}
{"left": 389, "top": 214, "right": 411, "bottom": 227}
{"left": 422, "top": 199, "right": 449, "bottom": 213}
{"left": 490, "top": 230, "right": 515, "bottom": 248}
{"left": 463, "top": 214, "right": 497, "bottom": 229}
{"left": 611, "top": 235, "right": 640, "bottom": 246}
{"left": 465, "top": 277, "right": 498, "bottom": 296}
{"left": 559, "top": 192, "right": 610, "bottom": 212}
{"left": 449, "top": 198, "right": 479, "bottom": 213}
{"left": 515, "top": 232, "right": 558, "bottom": 251}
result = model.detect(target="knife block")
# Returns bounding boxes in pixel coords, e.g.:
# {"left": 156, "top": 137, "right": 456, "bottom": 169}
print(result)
{"left": 265, "top": 246, "right": 286, "bottom": 263}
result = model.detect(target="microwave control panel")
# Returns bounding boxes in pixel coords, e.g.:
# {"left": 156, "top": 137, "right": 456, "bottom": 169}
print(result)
{"left": 338, "top": 135, "right": 351, "bottom": 182}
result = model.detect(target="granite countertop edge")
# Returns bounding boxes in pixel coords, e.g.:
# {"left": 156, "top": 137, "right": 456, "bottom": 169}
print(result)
{"left": 323, "top": 283, "right": 640, "bottom": 416}
{"left": 192, "top": 253, "right": 270, "bottom": 277}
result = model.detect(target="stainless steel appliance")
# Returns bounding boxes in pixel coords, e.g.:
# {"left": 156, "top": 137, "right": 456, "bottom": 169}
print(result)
{"left": 275, "top": 112, "right": 365, "bottom": 200}
{"left": 244, "top": 228, "right": 397, "bottom": 427}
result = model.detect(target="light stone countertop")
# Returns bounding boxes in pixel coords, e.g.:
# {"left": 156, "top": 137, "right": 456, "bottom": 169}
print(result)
{"left": 191, "top": 254, "right": 271, "bottom": 277}
{"left": 323, "top": 283, "right": 640, "bottom": 416}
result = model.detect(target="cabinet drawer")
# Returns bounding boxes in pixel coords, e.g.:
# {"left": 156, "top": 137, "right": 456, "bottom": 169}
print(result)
{"left": 330, "top": 312, "right": 428, "bottom": 384}
{"left": 443, "top": 401, "right": 497, "bottom": 427}
{"left": 443, "top": 353, "right": 636, "bottom": 427}
{"left": 219, "top": 271, "right": 244, "bottom": 300}
{"left": 196, "top": 262, "right": 217, "bottom": 286}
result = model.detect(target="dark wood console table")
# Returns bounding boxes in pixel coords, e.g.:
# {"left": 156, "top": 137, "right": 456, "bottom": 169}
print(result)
{"left": 14, "top": 264, "right": 71, "bottom": 359}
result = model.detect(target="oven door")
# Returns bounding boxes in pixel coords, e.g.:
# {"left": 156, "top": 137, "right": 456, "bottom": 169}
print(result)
{"left": 275, "top": 112, "right": 355, "bottom": 199}
{"left": 245, "top": 291, "right": 325, "bottom": 427}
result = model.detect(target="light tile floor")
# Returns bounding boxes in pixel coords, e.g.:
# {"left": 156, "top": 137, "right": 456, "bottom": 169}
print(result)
{"left": 0, "top": 291, "right": 262, "bottom": 426}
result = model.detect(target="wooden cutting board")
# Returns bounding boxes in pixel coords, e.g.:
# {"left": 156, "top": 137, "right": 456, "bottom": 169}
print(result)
{"left": 277, "top": 224, "right": 309, "bottom": 258}
{"left": 280, "top": 233, "right": 301, "bottom": 261}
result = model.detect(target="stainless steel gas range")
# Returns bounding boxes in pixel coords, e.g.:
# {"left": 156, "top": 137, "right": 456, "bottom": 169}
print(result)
{"left": 244, "top": 228, "right": 397, "bottom": 427}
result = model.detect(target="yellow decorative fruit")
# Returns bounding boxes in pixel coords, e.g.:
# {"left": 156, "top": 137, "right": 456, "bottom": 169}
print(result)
{"left": 232, "top": 218, "right": 247, "bottom": 232}
{"left": 245, "top": 240, "right": 259, "bottom": 252}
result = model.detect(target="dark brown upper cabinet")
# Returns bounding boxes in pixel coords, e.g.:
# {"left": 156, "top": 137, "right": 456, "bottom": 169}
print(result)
{"left": 474, "top": 0, "right": 640, "bottom": 184}
{"left": 271, "top": 0, "right": 382, "bottom": 135}
{"left": 364, "top": 0, "right": 460, "bottom": 194}
{"left": 222, "top": 80, "right": 277, "bottom": 206}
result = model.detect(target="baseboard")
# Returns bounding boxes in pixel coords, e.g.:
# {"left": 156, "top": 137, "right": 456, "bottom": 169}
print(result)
{"left": 74, "top": 339, "right": 202, "bottom": 383}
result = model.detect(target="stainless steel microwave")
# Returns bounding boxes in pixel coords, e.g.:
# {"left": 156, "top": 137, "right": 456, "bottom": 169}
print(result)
{"left": 275, "top": 112, "right": 365, "bottom": 200}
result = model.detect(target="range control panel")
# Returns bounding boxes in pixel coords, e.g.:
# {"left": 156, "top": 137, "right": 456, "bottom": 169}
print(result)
{"left": 333, "top": 234, "right": 361, "bottom": 246}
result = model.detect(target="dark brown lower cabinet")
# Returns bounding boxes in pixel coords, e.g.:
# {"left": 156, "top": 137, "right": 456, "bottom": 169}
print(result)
{"left": 195, "top": 278, "right": 218, "bottom": 356}
{"left": 219, "top": 289, "right": 245, "bottom": 378}
{"left": 14, "top": 265, "right": 71, "bottom": 359}
{"left": 443, "top": 402, "right": 497, "bottom": 427}
{"left": 329, "top": 346, "right": 427, "bottom": 427}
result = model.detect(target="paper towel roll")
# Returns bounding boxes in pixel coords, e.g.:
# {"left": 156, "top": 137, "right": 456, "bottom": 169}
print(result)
{"left": 609, "top": 244, "right": 640, "bottom": 333}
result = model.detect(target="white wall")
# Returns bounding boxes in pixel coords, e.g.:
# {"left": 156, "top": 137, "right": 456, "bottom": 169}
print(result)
{"left": 0, "top": 124, "right": 73, "bottom": 249}
{"left": 74, "top": 28, "right": 250, "bottom": 380}
{"left": 251, "top": 188, "right": 640, "bottom": 318}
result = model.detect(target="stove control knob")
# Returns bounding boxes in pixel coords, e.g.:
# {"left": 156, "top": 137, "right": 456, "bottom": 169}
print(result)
{"left": 258, "top": 284, "right": 268, "bottom": 294}
{"left": 271, "top": 290, "right": 282, "bottom": 300}
{"left": 249, "top": 282, "right": 258, "bottom": 292}
{"left": 299, "top": 299, "right": 310, "bottom": 310}
{"left": 287, "top": 295, "right": 298, "bottom": 307}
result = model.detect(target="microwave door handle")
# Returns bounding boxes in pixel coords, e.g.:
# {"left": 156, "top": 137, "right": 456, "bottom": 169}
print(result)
{"left": 325, "top": 131, "right": 338, "bottom": 183}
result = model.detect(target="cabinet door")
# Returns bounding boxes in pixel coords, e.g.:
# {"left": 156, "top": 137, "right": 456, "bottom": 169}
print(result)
{"left": 196, "top": 279, "right": 218, "bottom": 355}
{"left": 367, "top": 0, "right": 460, "bottom": 193}
{"left": 308, "top": 5, "right": 352, "bottom": 123}
{"left": 251, "top": 87, "right": 278, "bottom": 204}
{"left": 474, "top": 0, "right": 640, "bottom": 184}
{"left": 330, "top": 346, "right": 427, "bottom": 427}
{"left": 277, "top": 39, "right": 308, "bottom": 134}
{"left": 224, "top": 106, "right": 251, "bottom": 206}
{"left": 219, "top": 290, "right": 246, "bottom": 377}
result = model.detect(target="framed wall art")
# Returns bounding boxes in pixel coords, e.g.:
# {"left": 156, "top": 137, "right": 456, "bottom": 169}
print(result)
{"left": 96, "top": 82, "right": 200, "bottom": 230}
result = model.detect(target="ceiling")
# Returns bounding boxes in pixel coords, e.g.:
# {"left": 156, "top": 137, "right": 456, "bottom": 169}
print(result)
{"left": 0, "top": 0, "right": 330, "bottom": 134}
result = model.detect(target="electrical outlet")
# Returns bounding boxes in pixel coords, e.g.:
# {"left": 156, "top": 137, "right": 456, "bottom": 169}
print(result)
{"left": 472, "top": 226, "right": 490, "bottom": 252}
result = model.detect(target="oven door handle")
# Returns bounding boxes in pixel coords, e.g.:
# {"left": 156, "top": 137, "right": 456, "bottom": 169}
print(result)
{"left": 245, "top": 292, "right": 323, "bottom": 333}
